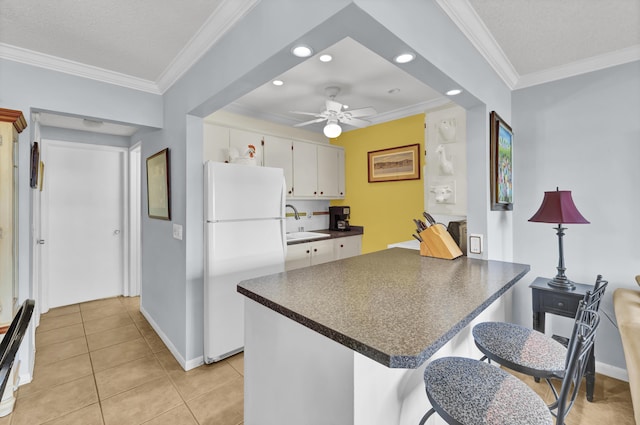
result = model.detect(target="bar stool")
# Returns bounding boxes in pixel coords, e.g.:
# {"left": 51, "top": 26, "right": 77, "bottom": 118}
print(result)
{"left": 472, "top": 275, "right": 606, "bottom": 404}
{"left": 420, "top": 301, "right": 600, "bottom": 425}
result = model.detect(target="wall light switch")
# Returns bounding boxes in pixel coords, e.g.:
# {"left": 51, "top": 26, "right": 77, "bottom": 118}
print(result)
{"left": 173, "top": 223, "right": 183, "bottom": 240}
{"left": 469, "top": 234, "right": 483, "bottom": 254}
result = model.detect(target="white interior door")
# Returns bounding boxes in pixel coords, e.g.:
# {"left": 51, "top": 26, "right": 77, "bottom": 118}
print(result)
{"left": 41, "top": 140, "right": 127, "bottom": 308}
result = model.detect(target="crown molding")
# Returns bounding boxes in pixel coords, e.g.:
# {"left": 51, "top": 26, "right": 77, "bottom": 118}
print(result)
{"left": 0, "top": 43, "right": 160, "bottom": 94}
{"left": 435, "top": 0, "right": 519, "bottom": 89}
{"left": 369, "top": 97, "right": 452, "bottom": 125}
{"left": 515, "top": 45, "right": 640, "bottom": 89}
{"left": 155, "top": 0, "right": 260, "bottom": 93}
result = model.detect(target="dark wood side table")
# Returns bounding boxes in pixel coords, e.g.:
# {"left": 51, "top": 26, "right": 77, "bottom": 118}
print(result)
{"left": 530, "top": 276, "right": 596, "bottom": 401}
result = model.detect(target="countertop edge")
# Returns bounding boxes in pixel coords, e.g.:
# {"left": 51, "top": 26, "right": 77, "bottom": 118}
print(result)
{"left": 286, "top": 226, "right": 364, "bottom": 245}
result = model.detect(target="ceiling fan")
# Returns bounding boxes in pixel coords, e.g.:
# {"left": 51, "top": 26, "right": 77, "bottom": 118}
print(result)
{"left": 290, "top": 86, "right": 376, "bottom": 138}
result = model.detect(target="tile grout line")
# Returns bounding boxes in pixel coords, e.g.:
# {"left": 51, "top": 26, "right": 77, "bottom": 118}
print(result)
{"left": 79, "top": 302, "right": 109, "bottom": 425}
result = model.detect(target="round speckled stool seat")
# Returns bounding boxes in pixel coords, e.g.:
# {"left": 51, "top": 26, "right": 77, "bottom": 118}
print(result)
{"left": 423, "top": 357, "right": 552, "bottom": 425}
{"left": 472, "top": 322, "right": 566, "bottom": 377}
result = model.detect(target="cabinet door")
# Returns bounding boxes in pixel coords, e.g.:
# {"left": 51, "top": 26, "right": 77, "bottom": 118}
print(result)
{"left": 292, "top": 141, "right": 317, "bottom": 197}
{"left": 310, "top": 239, "right": 335, "bottom": 266}
{"left": 229, "top": 128, "right": 263, "bottom": 165}
{"left": 335, "top": 236, "right": 362, "bottom": 260}
{"left": 337, "top": 148, "right": 345, "bottom": 198}
{"left": 317, "top": 145, "right": 340, "bottom": 198}
{"left": 263, "top": 136, "right": 293, "bottom": 196}
{"left": 285, "top": 243, "right": 311, "bottom": 271}
{"left": 203, "top": 123, "right": 230, "bottom": 163}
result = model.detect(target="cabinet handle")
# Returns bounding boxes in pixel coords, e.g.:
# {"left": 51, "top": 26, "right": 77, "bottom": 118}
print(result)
{"left": 314, "top": 191, "right": 317, "bottom": 195}
{"left": 340, "top": 244, "right": 344, "bottom": 248}
{"left": 314, "top": 249, "right": 317, "bottom": 252}
{"left": 320, "top": 191, "right": 323, "bottom": 195}
{"left": 288, "top": 190, "right": 292, "bottom": 194}
{"left": 306, "top": 250, "right": 310, "bottom": 254}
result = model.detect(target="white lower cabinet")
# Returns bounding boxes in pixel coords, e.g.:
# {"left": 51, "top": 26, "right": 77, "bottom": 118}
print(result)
{"left": 334, "top": 235, "right": 362, "bottom": 260}
{"left": 285, "top": 235, "right": 362, "bottom": 271}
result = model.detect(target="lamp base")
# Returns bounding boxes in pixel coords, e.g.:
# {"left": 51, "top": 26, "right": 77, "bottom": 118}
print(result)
{"left": 547, "top": 276, "right": 576, "bottom": 291}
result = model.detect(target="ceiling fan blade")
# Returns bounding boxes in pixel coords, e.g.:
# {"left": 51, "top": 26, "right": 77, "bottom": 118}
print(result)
{"left": 325, "top": 99, "right": 343, "bottom": 113}
{"left": 293, "top": 117, "right": 327, "bottom": 127}
{"left": 346, "top": 107, "right": 376, "bottom": 118}
{"left": 290, "top": 110, "right": 322, "bottom": 117}
{"left": 339, "top": 117, "right": 371, "bottom": 128}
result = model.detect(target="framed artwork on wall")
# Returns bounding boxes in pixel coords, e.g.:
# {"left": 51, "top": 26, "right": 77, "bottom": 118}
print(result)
{"left": 146, "top": 148, "right": 171, "bottom": 220}
{"left": 490, "top": 111, "right": 513, "bottom": 211}
{"left": 368, "top": 143, "right": 421, "bottom": 183}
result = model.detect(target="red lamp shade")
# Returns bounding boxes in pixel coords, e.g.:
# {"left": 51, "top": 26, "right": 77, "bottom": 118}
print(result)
{"left": 528, "top": 189, "right": 589, "bottom": 224}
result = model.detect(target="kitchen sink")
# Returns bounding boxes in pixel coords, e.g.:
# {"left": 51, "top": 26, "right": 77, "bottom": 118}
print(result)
{"left": 286, "top": 231, "right": 331, "bottom": 241}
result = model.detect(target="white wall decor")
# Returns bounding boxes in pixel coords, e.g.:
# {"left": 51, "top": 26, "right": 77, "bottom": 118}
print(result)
{"left": 437, "top": 118, "right": 457, "bottom": 143}
{"left": 435, "top": 144, "right": 454, "bottom": 175}
{"left": 425, "top": 105, "right": 467, "bottom": 216}
{"left": 429, "top": 180, "right": 456, "bottom": 204}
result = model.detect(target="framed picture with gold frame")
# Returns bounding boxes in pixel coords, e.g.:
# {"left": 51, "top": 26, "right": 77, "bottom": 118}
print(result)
{"left": 367, "top": 144, "right": 421, "bottom": 183}
{"left": 146, "top": 148, "right": 171, "bottom": 220}
{"left": 490, "top": 111, "right": 513, "bottom": 211}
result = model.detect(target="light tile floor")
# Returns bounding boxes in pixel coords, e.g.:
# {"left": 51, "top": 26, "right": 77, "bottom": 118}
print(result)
{"left": 1, "top": 296, "right": 634, "bottom": 424}
{"left": 2, "top": 296, "right": 244, "bottom": 425}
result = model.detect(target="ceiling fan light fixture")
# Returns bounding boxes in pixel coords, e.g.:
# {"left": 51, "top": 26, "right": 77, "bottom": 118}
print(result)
{"left": 291, "top": 44, "right": 313, "bottom": 58}
{"left": 323, "top": 121, "right": 342, "bottom": 138}
{"left": 446, "top": 89, "right": 462, "bottom": 96}
{"left": 394, "top": 52, "right": 415, "bottom": 64}
{"left": 319, "top": 54, "right": 333, "bottom": 62}
{"left": 272, "top": 79, "right": 284, "bottom": 86}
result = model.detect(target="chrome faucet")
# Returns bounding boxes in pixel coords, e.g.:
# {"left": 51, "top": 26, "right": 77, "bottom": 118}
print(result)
{"left": 286, "top": 204, "right": 300, "bottom": 220}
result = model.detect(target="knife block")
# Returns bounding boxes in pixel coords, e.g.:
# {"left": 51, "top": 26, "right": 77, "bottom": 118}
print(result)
{"left": 419, "top": 224, "right": 463, "bottom": 260}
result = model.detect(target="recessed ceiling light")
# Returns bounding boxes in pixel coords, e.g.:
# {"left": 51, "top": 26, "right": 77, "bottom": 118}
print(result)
{"left": 394, "top": 53, "right": 415, "bottom": 64}
{"left": 319, "top": 54, "right": 332, "bottom": 62}
{"left": 291, "top": 45, "right": 313, "bottom": 58}
{"left": 446, "top": 89, "right": 462, "bottom": 96}
{"left": 272, "top": 80, "right": 284, "bottom": 86}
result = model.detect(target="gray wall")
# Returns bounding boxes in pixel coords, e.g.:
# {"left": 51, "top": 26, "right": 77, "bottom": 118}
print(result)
{"left": 40, "top": 126, "right": 132, "bottom": 148}
{"left": 512, "top": 61, "right": 640, "bottom": 373}
{"left": 0, "top": 57, "right": 162, "bottom": 379}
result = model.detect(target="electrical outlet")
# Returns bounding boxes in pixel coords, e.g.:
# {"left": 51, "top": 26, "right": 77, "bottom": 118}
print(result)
{"left": 469, "top": 234, "right": 483, "bottom": 254}
{"left": 173, "top": 223, "right": 183, "bottom": 240}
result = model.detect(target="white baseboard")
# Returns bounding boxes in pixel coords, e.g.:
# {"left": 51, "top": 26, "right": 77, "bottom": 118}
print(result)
{"left": 139, "top": 306, "right": 203, "bottom": 371}
{"left": 596, "top": 361, "right": 629, "bottom": 382}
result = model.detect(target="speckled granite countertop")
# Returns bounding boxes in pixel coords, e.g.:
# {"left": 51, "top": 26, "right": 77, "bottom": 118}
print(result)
{"left": 237, "top": 247, "right": 530, "bottom": 369}
{"left": 286, "top": 226, "right": 364, "bottom": 245}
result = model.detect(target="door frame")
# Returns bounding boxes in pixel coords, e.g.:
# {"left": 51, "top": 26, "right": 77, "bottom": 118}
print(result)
{"left": 128, "top": 142, "right": 141, "bottom": 297}
{"left": 35, "top": 139, "right": 129, "bottom": 312}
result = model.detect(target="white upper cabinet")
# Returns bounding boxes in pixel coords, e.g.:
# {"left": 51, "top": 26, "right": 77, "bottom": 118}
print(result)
{"left": 263, "top": 135, "right": 293, "bottom": 196}
{"left": 292, "top": 141, "right": 345, "bottom": 199}
{"left": 317, "top": 145, "right": 340, "bottom": 198}
{"left": 203, "top": 123, "right": 230, "bottom": 163}
{"left": 203, "top": 123, "right": 344, "bottom": 199}
{"left": 292, "top": 140, "right": 318, "bottom": 197}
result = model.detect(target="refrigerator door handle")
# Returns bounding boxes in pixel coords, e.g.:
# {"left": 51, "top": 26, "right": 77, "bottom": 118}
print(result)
{"left": 281, "top": 176, "right": 287, "bottom": 258}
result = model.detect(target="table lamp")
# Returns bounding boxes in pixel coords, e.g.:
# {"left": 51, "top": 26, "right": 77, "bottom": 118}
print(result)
{"left": 528, "top": 188, "right": 589, "bottom": 290}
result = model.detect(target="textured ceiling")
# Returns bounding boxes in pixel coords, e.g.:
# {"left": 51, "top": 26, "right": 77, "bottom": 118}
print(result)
{"left": 1, "top": 0, "right": 638, "bottom": 135}
{"left": 468, "top": 0, "right": 640, "bottom": 75}
{"left": 0, "top": 0, "right": 225, "bottom": 80}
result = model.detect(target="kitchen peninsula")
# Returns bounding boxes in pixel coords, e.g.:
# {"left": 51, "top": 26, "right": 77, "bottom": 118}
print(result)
{"left": 238, "top": 248, "right": 530, "bottom": 425}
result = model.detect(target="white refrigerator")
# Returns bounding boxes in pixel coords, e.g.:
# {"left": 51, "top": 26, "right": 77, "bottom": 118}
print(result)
{"left": 204, "top": 161, "right": 287, "bottom": 363}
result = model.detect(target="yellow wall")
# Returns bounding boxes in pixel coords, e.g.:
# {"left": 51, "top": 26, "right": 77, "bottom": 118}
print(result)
{"left": 331, "top": 114, "right": 425, "bottom": 253}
